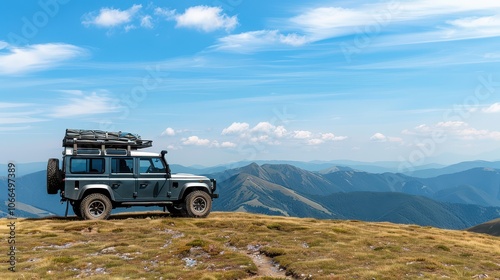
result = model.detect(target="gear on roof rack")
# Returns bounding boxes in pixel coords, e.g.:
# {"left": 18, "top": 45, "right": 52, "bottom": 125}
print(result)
{"left": 62, "top": 129, "right": 152, "bottom": 149}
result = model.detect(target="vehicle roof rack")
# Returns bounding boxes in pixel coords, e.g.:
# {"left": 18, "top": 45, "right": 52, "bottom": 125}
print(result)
{"left": 62, "top": 129, "right": 153, "bottom": 152}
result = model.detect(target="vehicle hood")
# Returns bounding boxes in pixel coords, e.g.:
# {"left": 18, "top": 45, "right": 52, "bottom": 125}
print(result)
{"left": 171, "top": 173, "right": 210, "bottom": 180}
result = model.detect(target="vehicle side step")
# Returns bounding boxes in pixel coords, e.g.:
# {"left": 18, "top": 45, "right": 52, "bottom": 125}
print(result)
{"left": 121, "top": 202, "right": 173, "bottom": 206}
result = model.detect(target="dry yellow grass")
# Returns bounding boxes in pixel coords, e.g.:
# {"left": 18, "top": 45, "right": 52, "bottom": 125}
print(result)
{"left": 0, "top": 212, "right": 499, "bottom": 279}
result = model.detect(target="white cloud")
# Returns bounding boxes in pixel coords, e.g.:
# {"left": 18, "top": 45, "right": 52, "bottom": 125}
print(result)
{"left": 182, "top": 136, "right": 211, "bottom": 146}
{"left": 174, "top": 6, "right": 237, "bottom": 32}
{"left": 252, "top": 122, "right": 287, "bottom": 137}
{"left": 289, "top": 7, "right": 372, "bottom": 41}
{"left": 370, "top": 133, "right": 402, "bottom": 143}
{"left": 0, "top": 102, "right": 34, "bottom": 109}
{"left": 82, "top": 4, "right": 142, "bottom": 28}
{"left": 443, "top": 15, "right": 500, "bottom": 39}
{"left": 293, "top": 130, "right": 312, "bottom": 139}
{"left": 155, "top": 7, "right": 176, "bottom": 19}
{"left": 307, "top": 139, "right": 324, "bottom": 145}
{"left": 321, "top": 133, "right": 348, "bottom": 141}
{"left": 222, "top": 122, "right": 250, "bottom": 135}
{"left": 162, "top": 127, "right": 176, "bottom": 136}
{"left": 0, "top": 110, "right": 45, "bottom": 125}
{"left": 124, "top": 24, "right": 136, "bottom": 32}
{"left": 221, "top": 121, "right": 346, "bottom": 147}
{"left": 370, "top": 132, "right": 388, "bottom": 142}
{"left": 402, "top": 120, "right": 500, "bottom": 141}
{"left": 307, "top": 134, "right": 348, "bottom": 145}
{"left": 448, "top": 15, "right": 500, "bottom": 29}
{"left": 436, "top": 121, "right": 467, "bottom": 128}
{"left": 252, "top": 122, "right": 275, "bottom": 133}
{"left": 141, "top": 15, "right": 154, "bottom": 28}
{"left": 456, "top": 127, "right": 500, "bottom": 141}
{"left": 222, "top": 121, "right": 287, "bottom": 144}
{"left": 0, "top": 42, "right": 87, "bottom": 75}
{"left": 220, "top": 141, "right": 237, "bottom": 148}
{"left": 215, "top": 30, "right": 308, "bottom": 53}
{"left": 483, "top": 102, "right": 500, "bottom": 113}
{"left": 214, "top": 1, "right": 500, "bottom": 53}
{"left": 49, "top": 90, "right": 121, "bottom": 118}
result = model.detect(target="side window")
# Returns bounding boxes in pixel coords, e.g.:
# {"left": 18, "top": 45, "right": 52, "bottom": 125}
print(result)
{"left": 70, "top": 158, "right": 105, "bottom": 174}
{"left": 139, "top": 158, "right": 166, "bottom": 173}
{"left": 111, "top": 158, "right": 134, "bottom": 173}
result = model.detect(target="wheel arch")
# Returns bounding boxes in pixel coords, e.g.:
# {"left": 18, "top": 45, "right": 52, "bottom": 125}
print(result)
{"left": 179, "top": 184, "right": 211, "bottom": 201}
{"left": 78, "top": 185, "right": 114, "bottom": 205}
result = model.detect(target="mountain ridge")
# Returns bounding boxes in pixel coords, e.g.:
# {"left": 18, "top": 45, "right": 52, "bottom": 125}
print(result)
{"left": 2, "top": 161, "right": 500, "bottom": 230}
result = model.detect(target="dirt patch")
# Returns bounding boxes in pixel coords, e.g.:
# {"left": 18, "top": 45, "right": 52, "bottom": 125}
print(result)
{"left": 244, "top": 245, "right": 289, "bottom": 279}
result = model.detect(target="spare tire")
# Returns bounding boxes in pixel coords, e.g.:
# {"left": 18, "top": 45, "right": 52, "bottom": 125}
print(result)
{"left": 47, "top": 158, "right": 62, "bottom": 194}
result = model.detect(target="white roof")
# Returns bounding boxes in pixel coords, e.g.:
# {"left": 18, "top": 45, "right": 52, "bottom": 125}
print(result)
{"left": 130, "top": 151, "right": 160, "bottom": 157}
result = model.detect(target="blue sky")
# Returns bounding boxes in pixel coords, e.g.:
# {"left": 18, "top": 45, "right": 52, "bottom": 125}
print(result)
{"left": 2, "top": 0, "right": 500, "bottom": 168}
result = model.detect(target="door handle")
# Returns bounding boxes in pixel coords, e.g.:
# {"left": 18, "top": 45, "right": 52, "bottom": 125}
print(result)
{"left": 112, "top": 183, "right": 120, "bottom": 188}
{"left": 140, "top": 183, "right": 148, "bottom": 188}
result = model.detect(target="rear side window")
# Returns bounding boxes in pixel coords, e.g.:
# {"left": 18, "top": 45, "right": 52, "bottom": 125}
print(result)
{"left": 111, "top": 158, "right": 134, "bottom": 173}
{"left": 70, "top": 158, "right": 105, "bottom": 174}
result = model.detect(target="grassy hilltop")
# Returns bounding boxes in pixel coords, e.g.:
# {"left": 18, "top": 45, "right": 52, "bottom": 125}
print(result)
{"left": 1, "top": 212, "right": 499, "bottom": 279}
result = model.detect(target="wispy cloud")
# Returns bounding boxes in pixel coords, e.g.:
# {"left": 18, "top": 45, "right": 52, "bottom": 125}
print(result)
{"left": 214, "top": 0, "right": 500, "bottom": 53}
{"left": 141, "top": 15, "right": 154, "bottom": 29}
{"left": 0, "top": 102, "right": 46, "bottom": 132}
{"left": 0, "top": 42, "right": 87, "bottom": 75}
{"left": 215, "top": 30, "right": 307, "bottom": 52}
{"left": 49, "top": 90, "right": 122, "bottom": 118}
{"left": 403, "top": 121, "right": 500, "bottom": 141}
{"left": 483, "top": 102, "right": 500, "bottom": 113}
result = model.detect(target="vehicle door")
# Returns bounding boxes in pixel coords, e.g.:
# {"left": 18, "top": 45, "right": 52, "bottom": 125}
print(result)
{"left": 136, "top": 157, "right": 169, "bottom": 201}
{"left": 109, "top": 157, "right": 136, "bottom": 201}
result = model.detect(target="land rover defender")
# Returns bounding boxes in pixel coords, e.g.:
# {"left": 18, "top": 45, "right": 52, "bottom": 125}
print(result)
{"left": 46, "top": 129, "right": 218, "bottom": 220}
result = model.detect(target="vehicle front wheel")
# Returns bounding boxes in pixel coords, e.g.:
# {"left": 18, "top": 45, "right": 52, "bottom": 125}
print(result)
{"left": 80, "top": 193, "right": 112, "bottom": 220}
{"left": 184, "top": 191, "right": 212, "bottom": 218}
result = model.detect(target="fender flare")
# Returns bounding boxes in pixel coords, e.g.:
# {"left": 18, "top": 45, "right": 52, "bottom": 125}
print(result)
{"left": 77, "top": 184, "right": 115, "bottom": 201}
{"left": 178, "top": 183, "right": 211, "bottom": 200}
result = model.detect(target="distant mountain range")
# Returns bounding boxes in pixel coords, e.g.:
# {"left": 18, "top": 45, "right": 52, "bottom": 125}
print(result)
{"left": 1, "top": 160, "right": 499, "bottom": 230}
{"left": 211, "top": 163, "right": 500, "bottom": 229}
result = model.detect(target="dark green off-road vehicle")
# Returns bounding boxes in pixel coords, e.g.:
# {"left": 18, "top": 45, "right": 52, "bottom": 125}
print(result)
{"left": 47, "top": 129, "right": 218, "bottom": 220}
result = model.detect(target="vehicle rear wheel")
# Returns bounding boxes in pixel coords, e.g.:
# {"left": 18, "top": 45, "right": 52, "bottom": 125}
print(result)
{"left": 72, "top": 201, "right": 82, "bottom": 219}
{"left": 80, "top": 193, "right": 112, "bottom": 220}
{"left": 47, "top": 158, "right": 62, "bottom": 195}
{"left": 166, "top": 205, "right": 187, "bottom": 217}
{"left": 184, "top": 191, "right": 212, "bottom": 218}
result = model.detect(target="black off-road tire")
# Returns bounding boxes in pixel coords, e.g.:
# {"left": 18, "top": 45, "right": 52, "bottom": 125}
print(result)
{"left": 80, "top": 193, "right": 112, "bottom": 220}
{"left": 47, "top": 158, "right": 62, "bottom": 195}
{"left": 184, "top": 191, "right": 212, "bottom": 218}
{"left": 166, "top": 205, "right": 187, "bottom": 217}
{"left": 72, "top": 201, "right": 82, "bottom": 219}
